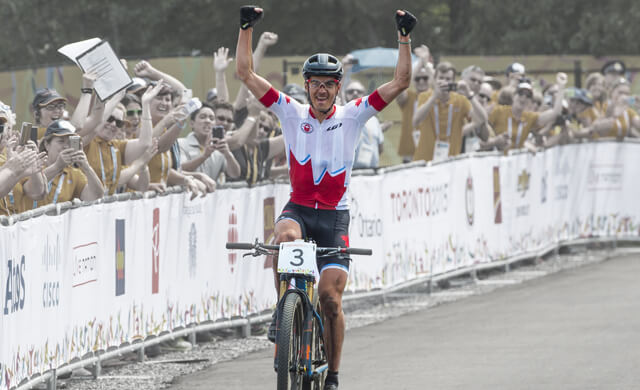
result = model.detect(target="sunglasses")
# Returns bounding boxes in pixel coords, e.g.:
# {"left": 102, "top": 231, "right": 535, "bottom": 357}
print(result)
{"left": 107, "top": 115, "right": 125, "bottom": 128}
{"left": 517, "top": 90, "right": 533, "bottom": 99}
{"left": 126, "top": 109, "right": 142, "bottom": 117}
{"left": 307, "top": 79, "right": 339, "bottom": 89}
{"left": 346, "top": 89, "right": 365, "bottom": 95}
{"left": 478, "top": 93, "right": 491, "bottom": 102}
{"left": 44, "top": 103, "right": 66, "bottom": 111}
{"left": 414, "top": 76, "right": 430, "bottom": 83}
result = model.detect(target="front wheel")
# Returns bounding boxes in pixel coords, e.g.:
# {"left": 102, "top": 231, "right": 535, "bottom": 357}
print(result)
{"left": 276, "top": 293, "right": 305, "bottom": 390}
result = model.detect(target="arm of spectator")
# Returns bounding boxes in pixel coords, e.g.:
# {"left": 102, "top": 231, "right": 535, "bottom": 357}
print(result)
{"left": 214, "top": 47, "right": 233, "bottom": 102}
{"left": 71, "top": 150, "right": 104, "bottom": 201}
{"left": 234, "top": 27, "right": 276, "bottom": 111}
{"left": 215, "top": 137, "right": 241, "bottom": 178}
{"left": 156, "top": 106, "right": 188, "bottom": 153}
{"left": 167, "top": 168, "right": 203, "bottom": 200}
{"left": 70, "top": 73, "right": 97, "bottom": 129}
{"left": 78, "top": 95, "right": 105, "bottom": 140}
{"left": 413, "top": 91, "right": 438, "bottom": 128}
{"left": 536, "top": 73, "right": 567, "bottom": 127}
{"left": 268, "top": 163, "right": 289, "bottom": 179}
{"left": 43, "top": 148, "right": 74, "bottom": 181}
{"left": 398, "top": 44, "right": 431, "bottom": 107}
{"left": 126, "top": 167, "right": 150, "bottom": 192}
{"left": 377, "top": 26, "right": 412, "bottom": 106}
{"left": 101, "top": 89, "right": 127, "bottom": 122}
{"left": 134, "top": 60, "right": 187, "bottom": 104}
{"left": 183, "top": 171, "right": 216, "bottom": 193}
{"left": 180, "top": 134, "right": 216, "bottom": 172}
{"left": 227, "top": 96, "right": 262, "bottom": 150}
{"left": 124, "top": 83, "right": 163, "bottom": 165}
{"left": 119, "top": 138, "right": 158, "bottom": 186}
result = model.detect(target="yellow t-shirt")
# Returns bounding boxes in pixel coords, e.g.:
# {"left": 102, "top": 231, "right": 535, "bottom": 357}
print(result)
{"left": 488, "top": 105, "right": 540, "bottom": 149}
{"left": 0, "top": 153, "right": 14, "bottom": 216}
{"left": 397, "top": 89, "right": 418, "bottom": 158}
{"left": 85, "top": 137, "right": 127, "bottom": 195}
{"left": 12, "top": 167, "right": 88, "bottom": 213}
{"left": 149, "top": 150, "right": 171, "bottom": 183}
{"left": 412, "top": 91, "right": 471, "bottom": 162}
{"left": 605, "top": 107, "right": 638, "bottom": 138}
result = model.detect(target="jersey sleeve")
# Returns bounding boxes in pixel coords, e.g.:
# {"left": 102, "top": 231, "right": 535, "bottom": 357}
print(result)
{"left": 345, "top": 89, "right": 389, "bottom": 127}
{"left": 259, "top": 87, "right": 303, "bottom": 120}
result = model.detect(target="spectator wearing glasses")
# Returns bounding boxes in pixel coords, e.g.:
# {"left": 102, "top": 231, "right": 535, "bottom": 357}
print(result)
{"left": 585, "top": 72, "right": 607, "bottom": 117}
{"left": 11, "top": 120, "right": 103, "bottom": 213}
{"left": 178, "top": 104, "right": 241, "bottom": 183}
{"left": 462, "top": 81, "right": 494, "bottom": 153}
{"left": 412, "top": 61, "right": 488, "bottom": 162}
{"left": 460, "top": 65, "right": 485, "bottom": 96}
{"left": 121, "top": 94, "right": 142, "bottom": 139}
{"left": 601, "top": 60, "right": 626, "bottom": 91}
{"left": 32, "top": 89, "right": 67, "bottom": 141}
{"left": 396, "top": 44, "right": 432, "bottom": 163}
{"left": 598, "top": 77, "right": 640, "bottom": 139}
{"left": 82, "top": 83, "right": 161, "bottom": 194}
{"left": 484, "top": 73, "right": 567, "bottom": 151}
{"left": 346, "top": 81, "right": 385, "bottom": 169}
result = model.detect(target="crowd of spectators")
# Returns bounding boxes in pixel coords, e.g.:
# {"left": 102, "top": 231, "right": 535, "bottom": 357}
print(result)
{"left": 0, "top": 35, "right": 638, "bottom": 217}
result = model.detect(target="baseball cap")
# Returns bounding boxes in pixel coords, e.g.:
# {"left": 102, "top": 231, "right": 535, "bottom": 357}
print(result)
{"left": 506, "top": 62, "right": 525, "bottom": 76}
{"left": 206, "top": 88, "right": 218, "bottom": 102}
{"left": 127, "top": 77, "right": 147, "bottom": 94}
{"left": 44, "top": 120, "right": 76, "bottom": 138}
{"left": 565, "top": 87, "right": 593, "bottom": 106}
{"left": 516, "top": 81, "right": 533, "bottom": 92}
{"left": 601, "top": 60, "right": 626, "bottom": 75}
{"left": 283, "top": 83, "right": 307, "bottom": 104}
{"left": 482, "top": 75, "right": 502, "bottom": 91}
{"left": 32, "top": 88, "right": 67, "bottom": 109}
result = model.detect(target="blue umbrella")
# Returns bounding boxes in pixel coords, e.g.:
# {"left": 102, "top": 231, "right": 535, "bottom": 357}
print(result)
{"left": 349, "top": 47, "right": 418, "bottom": 73}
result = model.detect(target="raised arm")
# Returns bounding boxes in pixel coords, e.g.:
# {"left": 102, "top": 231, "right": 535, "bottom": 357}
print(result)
{"left": 70, "top": 73, "right": 96, "bottom": 129}
{"left": 134, "top": 60, "right": 188, "bottom": 104}
{"left": 376, "top": 10, "right": 416, "bottom": 104}
{"left": 536, "top": 73, "right": 567, "bottom": 127}
{"left": 234, "top": 31, "right": 278, "bottom": 113}
{"left": 213, "top": 47, "right": 232, "bottom": 102}
{"left": 235, "top": 7, "right": 273, "bottom": 101}
{"left": 124, "top": 83, "right": 163, "bottom": 165}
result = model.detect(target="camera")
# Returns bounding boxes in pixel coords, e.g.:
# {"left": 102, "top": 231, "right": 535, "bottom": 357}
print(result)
{"left": 447, "top": 83, "right": 457, "bottom": 92}
{"left": 212, "top": 125, "right": 224, "bottom": 140}
{"left": 69, "top": 135, "right": 81, "bottom": 151}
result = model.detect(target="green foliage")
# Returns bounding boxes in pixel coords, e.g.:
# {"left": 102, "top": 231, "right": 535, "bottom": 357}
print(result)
{"left": 0, "top": 0, "right": 636, "bottom": 71}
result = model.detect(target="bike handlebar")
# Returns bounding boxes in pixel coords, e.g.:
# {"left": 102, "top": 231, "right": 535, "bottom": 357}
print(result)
{"left": 225, "top": 242, "right": 372, "bottom": 256}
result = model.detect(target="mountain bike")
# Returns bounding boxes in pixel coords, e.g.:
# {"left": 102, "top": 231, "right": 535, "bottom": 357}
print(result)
{"left": 226, "top": 239, "right": 372, "bottom": 390}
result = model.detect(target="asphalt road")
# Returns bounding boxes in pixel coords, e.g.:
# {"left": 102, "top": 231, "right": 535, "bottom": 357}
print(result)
{"left": 169, "top": 253, "right": 640, "bottom": 390}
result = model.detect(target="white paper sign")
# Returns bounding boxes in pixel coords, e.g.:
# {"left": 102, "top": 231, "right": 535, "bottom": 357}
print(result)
{"left": 69, "top": 40, "right": 132, "bottom": 101}
{"left": 57, "top": 38, "right": 102, "bottom": 66}
{"left": 278, "top": 241, "right": 317, "bottom": 276}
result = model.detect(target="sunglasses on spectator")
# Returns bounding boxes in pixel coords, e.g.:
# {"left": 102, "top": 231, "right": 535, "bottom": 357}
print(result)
{"left": 44, "top": 103, "right": 66, "bottom": 111}
{"left": 346, "top": 89, "right": 365, "bottom": 95}
{"left": 126, "top": 109, "right": 142, "bottom": 116}
{"left": 107, "top": 116, "right": 125, "bottom": 128}
{"left": 517, "top": 90, "right": 533, "bottom": 99}
{"left": 414, "top": 76, "right": 429, "bottom": 83}
{"left": 307, "top": 79, "right": 339, "bottom": 89}
{"left": 478, "top": 93, "right": 491, "bottom": 102}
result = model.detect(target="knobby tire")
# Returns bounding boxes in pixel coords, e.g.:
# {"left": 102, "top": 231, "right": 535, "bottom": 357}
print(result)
{"left": 277, "top": 293, "right": 304, "bottom": 390}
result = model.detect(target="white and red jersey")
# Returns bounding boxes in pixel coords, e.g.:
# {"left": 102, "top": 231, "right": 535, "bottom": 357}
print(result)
{"left": 259, "top": 87, "right": 387, "bottom": 210}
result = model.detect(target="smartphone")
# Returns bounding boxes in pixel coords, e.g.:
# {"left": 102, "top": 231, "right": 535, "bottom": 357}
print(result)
{"left": 448, "top": 83, "right": 458, "bottom": 92}
{"left": 212, "top": 125, "right": 224, "bottom": 140}
{"left": 30, "top": 126, "right": 38, "bottom": 143}
{"left": 69, "top": 135, "right": 81, "bottom": 151}
{"left": 19, "top": 122, "right": 32, "bottom": 145}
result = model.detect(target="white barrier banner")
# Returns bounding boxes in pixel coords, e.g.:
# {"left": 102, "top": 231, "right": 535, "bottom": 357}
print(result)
{"left": 1, "top": 142, "right": 639, "bottom": 389}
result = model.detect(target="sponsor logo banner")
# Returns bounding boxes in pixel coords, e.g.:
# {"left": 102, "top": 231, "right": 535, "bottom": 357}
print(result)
{"left": 72, "top": 242, "right": 98, "bottom": 288}
{"left": 115, "top": 219, "right": 125, "bottom": 296}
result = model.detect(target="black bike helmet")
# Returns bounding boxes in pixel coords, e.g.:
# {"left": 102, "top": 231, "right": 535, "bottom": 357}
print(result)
{"left": 302, "top": 53, "right": 343, "bottom": 80}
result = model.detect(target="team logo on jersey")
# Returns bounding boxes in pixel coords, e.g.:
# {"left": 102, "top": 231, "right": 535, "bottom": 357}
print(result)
{"left": 300, "top": 122, "right": 314, "bottom": 134}
{"left": 325, "top": 123, "right": 343, "bottom": 132}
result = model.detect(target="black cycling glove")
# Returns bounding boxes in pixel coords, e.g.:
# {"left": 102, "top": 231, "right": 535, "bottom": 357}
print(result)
{"left": 240, "top": 6, "right": 263, "bottom": 30}
{"left": 395, "top": 10, "right": 417, "bottom": 36}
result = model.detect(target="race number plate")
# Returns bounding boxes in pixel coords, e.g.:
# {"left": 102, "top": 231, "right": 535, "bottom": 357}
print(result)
{"left": 278, "top": 241, "right": 317, "bottom": 276}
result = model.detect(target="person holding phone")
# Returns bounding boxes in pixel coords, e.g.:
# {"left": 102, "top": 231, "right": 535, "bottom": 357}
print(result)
{"left": 10, "top": 120, "right": 103, "bottom": 212}
{"left": 412, "top": 61, "right": 488, "bottom": 162}
{"left": 177, "top": 104, "right": 240, "bottom": 182}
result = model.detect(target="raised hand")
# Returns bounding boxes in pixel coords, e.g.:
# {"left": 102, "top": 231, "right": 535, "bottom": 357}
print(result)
{"left": 258, "top": 31, "right": 278, "bottom": 47}
{"left": 134, "top": 60, "right": 158, "bottom": 79}
{"left": 556, "top": 72, "right": 568, "bottom": 88}
{"left": 141, "top": 79, "right": 165, "bottom": 107}
{"left": 70, "top": 150, "right": 90, "bottom": 170}
{"left": 82, "top": 72, "right": 97, "bottom": 90}
{"left": 413, "top": 44, "right": 430, "bottom": 62}
{"left": 240, "top": 6, "right": 264, "bottom": 30}
{"left": 395, "top": 9, "right": 417, "bottom": 37}
{"left": 213, "top": 47, "right": 233, "bottom": 72}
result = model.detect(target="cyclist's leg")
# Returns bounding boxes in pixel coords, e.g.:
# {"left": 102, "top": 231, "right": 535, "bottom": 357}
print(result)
{"left": 317, "top": 268, "right": 348, "bottom": 372}
{"left": 273, "top": 202, "right": 308, "bottom": 294}
{"left": 315, "top": 209, "right": 351, "bottom": 374}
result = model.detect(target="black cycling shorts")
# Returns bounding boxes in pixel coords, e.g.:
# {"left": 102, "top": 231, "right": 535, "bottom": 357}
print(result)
{"left": 276, "top": 201, "right": 351, "bottom": 274}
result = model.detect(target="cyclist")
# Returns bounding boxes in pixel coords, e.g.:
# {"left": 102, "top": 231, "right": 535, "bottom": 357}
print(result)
{"left": 236, "top": 6, "right": 416, "bottom": 389}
